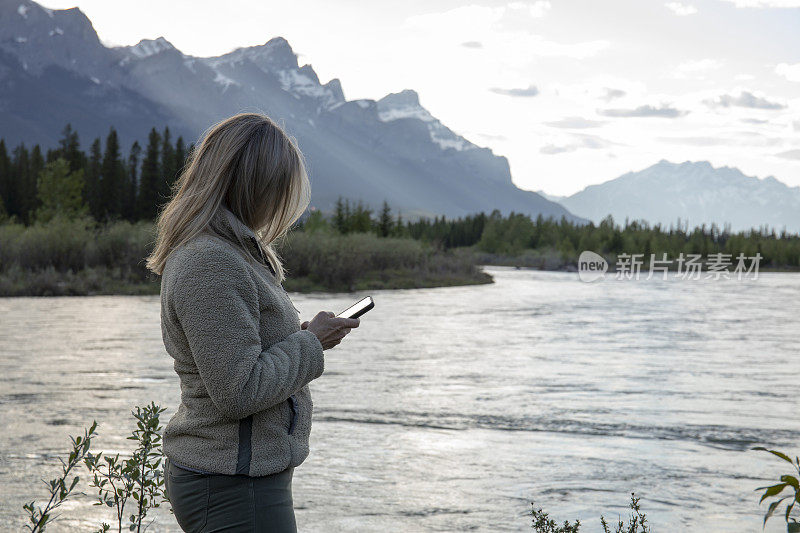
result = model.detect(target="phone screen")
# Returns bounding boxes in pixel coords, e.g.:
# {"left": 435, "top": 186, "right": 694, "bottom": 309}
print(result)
{"left": 336, "top": 296, "right": 373, "bottom": 319}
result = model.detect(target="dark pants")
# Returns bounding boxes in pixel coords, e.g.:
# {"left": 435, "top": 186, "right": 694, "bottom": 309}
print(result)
{"left": 165, "top": 457, "right": 297, "bottom": 532}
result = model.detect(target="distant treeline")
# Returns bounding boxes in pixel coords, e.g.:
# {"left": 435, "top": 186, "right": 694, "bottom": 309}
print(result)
{"left": 308, "top": 200, "right": 800, "bottom": 269}
{"left": 1, "top": 124, "right": 799, "bottom": 272}
{"left": 470, "top": 212, "right": 800, "bottom": 269}
{"left": 300, "top": 197, "right": 487, "bottom": 246}
{"left": 0, "top": 124, "right": 188, "bottom": 225}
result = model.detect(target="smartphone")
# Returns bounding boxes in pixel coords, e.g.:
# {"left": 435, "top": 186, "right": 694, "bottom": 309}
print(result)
{"left": 336, "top": 296, "right": 374, "bottom": 319}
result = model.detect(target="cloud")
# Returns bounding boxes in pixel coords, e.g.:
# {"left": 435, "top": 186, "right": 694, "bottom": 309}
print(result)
{"left": 735, "top": 130, "right": 765, "bottom": 137}
{"left": 489, "top": 84, "right": 539, "bottom": 97}
{"left": 718, "top": 0, "right": 800, "bottom": 6}
{"left": 659, "top": 133, "right": 785, "bottom": 146}
{"left": 601, "top": 87, "right": 626, "bottom": 101}
{"left": 704, "top": 91, "right": 786, "bottom": 109}
{"left": 794, "top": 120, "right": 800, "bottom": 131}
{"left": 673, "top": 58, "right": 723, "bottom": 79}
{"left": 665, "top": 2, "right": 698, "bottom": 15}
{"left": 507, "top": 1, "right": 551, "bottom": 18}
{"left": 528, "top": 39, "right": 609, "bottom": 59}
{"left": 658, "top": 136, "right": 728, "bottom": 146}
{"left": 741, "top": 117, "right": 769, "bottom": 124}
{"left": 545, "top": 116, "right": 607, "bottom": 129}
{"left": 598, "top": 103, "right": 688, "bottom": 118}
{"left": 540, "top": 133, "right": 615, "bottom": 154}
{"left": 677, "top": 58, "right": 723, "bottom": 73}
{"left": 540, "top": 144, "right": 574, "bottom": 154}
{"left": 461, "top": 40, "right": 483, "bottom": 48}
{"left": 476, "top": 132, "right": 508, "bottom": 141}
{"left": 404, "top": 6, "right": 609, "bottom": 60}
{"left": 776, "top": 62, "right": 800, "bottom": 82}
{"left": 776, "top": 149, "right": 800, "bottom": 160}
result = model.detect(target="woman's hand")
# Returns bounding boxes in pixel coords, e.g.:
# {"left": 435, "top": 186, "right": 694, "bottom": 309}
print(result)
{"left": 301, "top": 311, "right": 360, "bottom": 350}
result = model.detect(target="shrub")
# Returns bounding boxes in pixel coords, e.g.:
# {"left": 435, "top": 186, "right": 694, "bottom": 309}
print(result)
{"left": 278, "top": 231, "right": 429, "bottom": 290}
{"left": 753, "top": 447, "right": 800, "bottom": 528}
{"left": 10, "top": 215, "right": 94, "bottom": 272}
{"left": 531, "top": 493, "right": 649, "bottom": 533}
{"left": 22, "top": 404, "right": 168, "bottom": 533}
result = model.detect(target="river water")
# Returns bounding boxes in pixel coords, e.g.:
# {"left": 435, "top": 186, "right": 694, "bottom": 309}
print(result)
{"left": 0, "top": 266, "right": 798, "bottom": 532}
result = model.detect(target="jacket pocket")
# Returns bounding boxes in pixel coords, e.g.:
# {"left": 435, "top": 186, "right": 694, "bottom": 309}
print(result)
{"left": 287, "top": 395, "right": 298, "bottom": 435}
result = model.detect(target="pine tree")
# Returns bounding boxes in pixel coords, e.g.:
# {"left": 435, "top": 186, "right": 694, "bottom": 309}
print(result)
{"left": 377, "top": 200, "right": 393, "bottom": 237}
{"left": 35, "top": 158, "right": 87, "bottom": 223}
{"left": 57, "top": 123, "right": 84, "bottom": 173}
{"left": 0, "top": 140, "right": 10, "bottom": 216}
{"left": 124, "top": 141, "right": 141, "bottom": 221}
{"left": 10, "top": 144, "right": 30, "bottom": 223}
{"left": 137, "top": 128, "right": 161, "bottom": 220}
{"left": 86, "top": 138, "right": 102, "bottom": 220}
{"left": 25, "top": 145, "right": 45, "bottom": 222}
{"left": 173, "top": 135, "right": 185, "bottom": 191}
{"left": 159, "top": 127, "right": 176, "bottom": 201}
{"left": 333, "top": 197, "right": 347, "bottom": 234}
{"left": 391, "top": 212, "right": 405, "bottom": 238}
{"left": 100, "top": 128, "right": 124, "bottom": 221}
{"left": 351, "top": 199, "right": 373, "bottom": 233}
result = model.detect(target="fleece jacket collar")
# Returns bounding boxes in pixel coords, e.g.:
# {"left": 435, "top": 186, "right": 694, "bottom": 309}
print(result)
{"left": 213, "top": 206, "right": 274, "bottom": 275}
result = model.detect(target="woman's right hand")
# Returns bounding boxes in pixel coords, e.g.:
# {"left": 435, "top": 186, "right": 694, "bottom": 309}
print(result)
{"left": 302, "top": 311, "right": 360, "bottom": 350}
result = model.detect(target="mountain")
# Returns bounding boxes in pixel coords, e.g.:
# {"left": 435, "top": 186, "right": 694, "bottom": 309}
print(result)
{"left": 557, "top": 160, "right": 800, "bottom": 233}
{"left": 0, "top": 0, "right": 579, "bottom": 222}
{"left": 0, "top": 1, "right": 175, "bottom": 148}
{"left": 535, "top": 190, "right": 567, "bottom": 204}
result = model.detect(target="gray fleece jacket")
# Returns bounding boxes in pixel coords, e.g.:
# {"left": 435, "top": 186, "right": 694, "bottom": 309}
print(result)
{"left": 160, "top": 206, "right": 325, "bottom": 477}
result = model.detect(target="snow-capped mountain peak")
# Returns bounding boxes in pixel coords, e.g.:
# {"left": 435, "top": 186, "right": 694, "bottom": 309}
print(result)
{"left": 122, "top": 37, "right": 177, "bottom": 59}
{"left": 377, "top": 89, "right": 477, "bottom": 152}
{"left": 217, "top": 37, "right": 299, "bottom": 72}
{"left": 377, "top": 89, "right": 433, "bottom": 122}
{"left": 0, "top": 0, "right": 110, "bottom": 77}
{"left": 201, "top": 37, "right": 345, "bottom": 110}
{"left": 276, "top": 66, "right": 343, "bottom": 109}
{"left": 558, "top": 159, "right": 800, "bottom": 232}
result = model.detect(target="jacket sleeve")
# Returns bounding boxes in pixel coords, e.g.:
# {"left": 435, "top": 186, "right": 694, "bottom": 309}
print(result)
{"left": 172, "top": 245, "right": 325, "bottom": 420}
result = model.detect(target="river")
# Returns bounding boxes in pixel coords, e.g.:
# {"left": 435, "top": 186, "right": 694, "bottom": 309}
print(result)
{"left": 1, "top": 266, "right": 798, "bottom": 531}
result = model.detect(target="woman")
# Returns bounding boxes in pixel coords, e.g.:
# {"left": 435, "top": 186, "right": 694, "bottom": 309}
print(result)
{"left": 146, "top": 113, "right": 360, "bottom": 532}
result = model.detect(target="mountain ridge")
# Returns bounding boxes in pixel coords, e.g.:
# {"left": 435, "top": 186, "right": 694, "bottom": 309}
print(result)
{"left": 0, "top": 0, "right": 579, "bottom": 222}
{"left": 555, "top": 159, "right": 800, "bottom": 232}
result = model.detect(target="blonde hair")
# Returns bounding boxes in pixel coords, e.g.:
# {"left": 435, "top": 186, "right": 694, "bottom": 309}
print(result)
{"left": 146, "top": 113, "right": 311, "bottom": 283}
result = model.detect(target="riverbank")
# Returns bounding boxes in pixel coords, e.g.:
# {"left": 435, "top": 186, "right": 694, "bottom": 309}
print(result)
{"left": 5, "top": 213, "right": 799, "bottom": 297}
{"left": 0, "top": 217, "right": 493, "bottom": 296}
{"left": 0, "top": 265, "right": 494, "bottom": 297}
{"left": 471, "top": 248, "right": 800, "bottom": 273}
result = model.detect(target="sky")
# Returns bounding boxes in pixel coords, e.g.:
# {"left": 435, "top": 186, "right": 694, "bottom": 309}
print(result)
{"left": 41, "top": 0, "right": 800, "bottom": 196}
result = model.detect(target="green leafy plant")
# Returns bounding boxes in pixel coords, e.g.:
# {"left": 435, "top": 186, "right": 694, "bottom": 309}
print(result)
{"left": 22, "top": 421, "right": 98, "bottom": 532}
{"left": 753, "top": 447, "right": 800, "bottom": 528}
{"left": 84, "top": 402, "right": 168, "bottom": 533}
{"left": 531, "top": 493, "right": 648, "bottom": 533}
{"left": 530, "top": 502, "right": 580, "bottom": 533}
{"left": 601, "top": 493, "right": 649, "bottom": 533}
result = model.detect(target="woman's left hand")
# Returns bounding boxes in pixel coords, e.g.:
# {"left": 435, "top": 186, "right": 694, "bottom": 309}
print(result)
{"left": 303, "top": 320, "right": 350, "bottom": 334}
